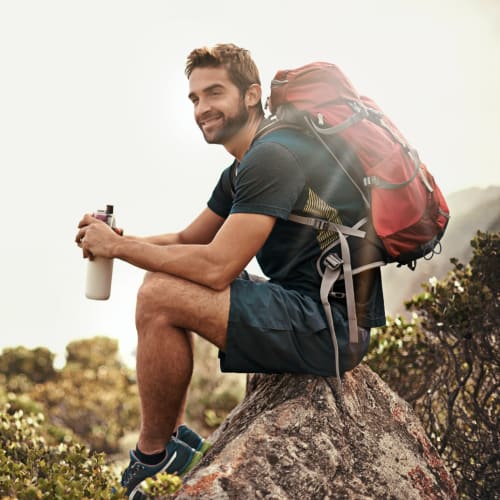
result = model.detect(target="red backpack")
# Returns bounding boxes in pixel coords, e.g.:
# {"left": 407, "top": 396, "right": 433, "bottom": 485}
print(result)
{"left": 267, "top": 61, "right": 449, "bottom": 264}
{"left": 263, "top": 62, "right": 450, "bottom": 382}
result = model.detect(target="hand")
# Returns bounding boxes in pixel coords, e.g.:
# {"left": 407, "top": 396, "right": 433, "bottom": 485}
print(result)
{"left": 75, "top": 213, "right": 121, "bottom": 260}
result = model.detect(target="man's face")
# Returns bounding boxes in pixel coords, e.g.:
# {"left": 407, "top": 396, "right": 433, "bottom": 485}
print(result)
{"left": 188, "top": 66, "right": 249, "bottom": 144}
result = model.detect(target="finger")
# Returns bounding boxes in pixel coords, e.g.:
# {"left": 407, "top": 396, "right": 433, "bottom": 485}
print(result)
{"left": 78, "top": 213, "right": 95, "bottom": 229}
{"left": 75, "top": 228, "right": 86, "bottom": 245}
{"left": 79, "top": 234, "right": 94, "bottom": 259}
{"left": 83, "top": 248, "right": 94, "bottom": 260}
{"left": 81, "top": 246, "right": 94, "bottom": 260}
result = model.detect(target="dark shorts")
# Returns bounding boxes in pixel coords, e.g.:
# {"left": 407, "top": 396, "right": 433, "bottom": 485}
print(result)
{"left": 219, "top": 276, "right": 371, "bottom": 376}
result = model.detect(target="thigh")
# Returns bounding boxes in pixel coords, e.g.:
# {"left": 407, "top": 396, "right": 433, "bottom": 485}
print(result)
{"left": 137, "top": 272, "right": 230, "bottom": 350}
{"left": 221, "top": 278, "right": 340, "bottom": 376}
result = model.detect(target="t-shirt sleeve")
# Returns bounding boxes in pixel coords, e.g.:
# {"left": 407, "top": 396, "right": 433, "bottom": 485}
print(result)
{"left": 231, "top": 141, "right": 306, "bottom": 219}
{"left": 207, "top": 162, "right": 236, "bottom": 219}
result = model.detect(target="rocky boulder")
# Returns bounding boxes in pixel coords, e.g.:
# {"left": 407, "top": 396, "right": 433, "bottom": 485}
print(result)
{"left": 175, "top": 365, "right": 457, "bottom": 499}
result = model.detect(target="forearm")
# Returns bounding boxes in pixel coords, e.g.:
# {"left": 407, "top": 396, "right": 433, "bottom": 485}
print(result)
{"left": 122, "top": 208, "right": 225, "bottom": 246}
{"left": 111, "top": 239, "right": 236, "bottom": 290}
{"left": 125, "top": 233, "right": 183, "bottom": 246}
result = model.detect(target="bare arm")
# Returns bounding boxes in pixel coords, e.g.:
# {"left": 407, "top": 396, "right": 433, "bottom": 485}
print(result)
{"left": 125, "top": 207, "right": 225, "bottom": 246}
{"left": 77, "top": 212, "right": 275, "bottom": 291}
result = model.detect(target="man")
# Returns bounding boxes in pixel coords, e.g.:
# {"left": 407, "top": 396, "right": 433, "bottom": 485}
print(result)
{"left": 76, "top": 43, "right": 385, "bottom": 498}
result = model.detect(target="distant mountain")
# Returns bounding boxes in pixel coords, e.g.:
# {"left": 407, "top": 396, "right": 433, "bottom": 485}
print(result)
{"left": 381, "top": 185, "right": 500, "bottom": 317}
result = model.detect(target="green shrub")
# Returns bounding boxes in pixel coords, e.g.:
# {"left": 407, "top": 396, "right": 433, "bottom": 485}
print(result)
{"left": 65, "top": 336, "right": 122, "bottom": 370}
{"left": 30, "top": 337, "right": 141, "bottom": 454}
{"left": 142, "top": 472, "right": 183, "bottom": 496}
{"left": 0, "top": 337, "right": 141, "bottom": 455}
{"left": 0, "top": 403, "right": 125, "bottom": 499}
{"left": 366, "top": 314, "right": 434, "bottom": 402}
{"left": 0, "top": 346, "right": 56, "bottom": 384}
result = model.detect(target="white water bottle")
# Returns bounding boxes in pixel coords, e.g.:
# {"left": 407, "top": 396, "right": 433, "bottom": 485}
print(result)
{"left": 85, "top": 205, "right": 116, "bottom": 300}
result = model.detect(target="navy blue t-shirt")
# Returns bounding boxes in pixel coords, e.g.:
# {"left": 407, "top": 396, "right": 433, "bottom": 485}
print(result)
{"left": 208, "top": 126, "right": 385, "bottom": 328}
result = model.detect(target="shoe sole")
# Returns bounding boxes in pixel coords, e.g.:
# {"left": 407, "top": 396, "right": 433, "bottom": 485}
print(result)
{"left": 198, "top": 440, "right": 212, "bottom": 455}
{"left": 180, "top": 449, "right": 203, "bottom": 476}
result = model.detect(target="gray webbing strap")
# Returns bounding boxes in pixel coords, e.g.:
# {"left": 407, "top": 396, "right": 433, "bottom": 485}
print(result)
{"left": 336, "top": 230, "right": 359, "bottom": 344}
{"left": 288, "top": 214, "right": 366, "bottom": 239}
{"left": 320, "top": 259, "right": 343, "bottom": 393}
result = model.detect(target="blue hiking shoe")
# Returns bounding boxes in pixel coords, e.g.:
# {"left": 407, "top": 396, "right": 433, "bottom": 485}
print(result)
{"left": 176, "top": 424, "right": 212, "bottom": 455}
{"left": 120, "top": 437, "right": 202, "bottom": 499}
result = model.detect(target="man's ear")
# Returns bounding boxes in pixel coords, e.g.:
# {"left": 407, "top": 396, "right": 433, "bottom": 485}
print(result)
{"left": 245, "top": 84, "right": 262, "bottom": 107}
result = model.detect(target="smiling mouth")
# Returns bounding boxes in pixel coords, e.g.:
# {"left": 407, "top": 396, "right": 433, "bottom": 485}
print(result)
{"left": 200, "top": 115, "right": 223, "bottom": 129}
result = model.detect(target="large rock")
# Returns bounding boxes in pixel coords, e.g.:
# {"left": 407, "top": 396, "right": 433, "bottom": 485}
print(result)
{"left": 176, "top": 365, "right": 457, "bottom": 499}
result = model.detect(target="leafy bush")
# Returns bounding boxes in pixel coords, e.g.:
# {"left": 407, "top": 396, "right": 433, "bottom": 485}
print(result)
{"left": 142, "top": 472, "right": 183, "bottom": 496}
{"left": 65, "top": 336, "right": 122, "bottom": 370}
{"left": 0, "top": 337, "right": 141, "bottom": 454}
{"left": 367, "top": 231, "right": 499, "bottom": 499}
{"left": 30, "top": 337, "right": 141, "bottom": 454}
{"left": 0, "top": 402, "right": 125, "bottom": 499}
{"left": 0, "top": 346, "right": 56, "bottom": 384}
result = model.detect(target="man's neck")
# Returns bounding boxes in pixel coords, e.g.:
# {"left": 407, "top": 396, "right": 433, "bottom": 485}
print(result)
{"left": 224, "top": 114, "right": 264, "bottom": 161}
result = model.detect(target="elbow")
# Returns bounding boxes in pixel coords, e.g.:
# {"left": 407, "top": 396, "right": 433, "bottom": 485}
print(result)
{"left": 199, "top": 244, "right": 245, "bottom": 291}
{"left": 205, "top": 273, "right": 232, "bottom": 292}
{"left": 203, "top": 264, "right": 238, "bottom": 292}
{"left": 210, "top": 280, "right": 230, "bottom": 292}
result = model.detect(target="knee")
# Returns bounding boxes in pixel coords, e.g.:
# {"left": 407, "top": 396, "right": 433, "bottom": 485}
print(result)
{"left": 135, "top": 272, "right": 172, "bottom": 332}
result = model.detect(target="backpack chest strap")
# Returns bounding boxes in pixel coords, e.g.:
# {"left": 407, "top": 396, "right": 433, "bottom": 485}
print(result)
{"left": 288, "top": 214, "right": 366, "bottom": 239}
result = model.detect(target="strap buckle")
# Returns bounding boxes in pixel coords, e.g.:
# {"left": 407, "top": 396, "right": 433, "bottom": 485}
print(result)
{"left": 311, "top": 218, "right": 332, "bottom": 231}
{"left": 324, "top": 253, "right": 343, "bottom": 271}
{"left": 363, "top": 175, "right": 379, "bottom": 187}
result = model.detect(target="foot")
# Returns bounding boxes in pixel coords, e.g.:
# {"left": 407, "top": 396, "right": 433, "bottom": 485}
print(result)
{"left": 121, "top": 437, "right": 202, "bottom": 499}
{"left": 176, "top": 424, "right": 212, "bottom": 455}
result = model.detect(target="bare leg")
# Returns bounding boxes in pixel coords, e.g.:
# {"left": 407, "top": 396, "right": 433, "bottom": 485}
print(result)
{"left": 134, "top": 272, "right": 230, "bottom": 454}
{"left": 174, "top": 331, "right": 194, "bottom": 431}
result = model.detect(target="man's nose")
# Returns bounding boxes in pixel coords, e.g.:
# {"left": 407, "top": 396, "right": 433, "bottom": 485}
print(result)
{"left": 196, "top": 96, "right": 212, "bottom": 116}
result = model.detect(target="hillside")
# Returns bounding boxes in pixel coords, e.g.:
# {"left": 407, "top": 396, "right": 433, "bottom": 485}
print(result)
{"left": 381, "top": 185, "right": 500, "bottom": 316}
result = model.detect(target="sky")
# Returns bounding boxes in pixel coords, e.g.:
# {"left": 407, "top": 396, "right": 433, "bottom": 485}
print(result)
{"left": 0, "top": 0, "right": 499, "bottom": 367}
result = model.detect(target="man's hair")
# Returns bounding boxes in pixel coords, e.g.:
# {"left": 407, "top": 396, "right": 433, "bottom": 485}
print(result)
{"left": 185, "top": 43, "right": 261, "bottom": 95}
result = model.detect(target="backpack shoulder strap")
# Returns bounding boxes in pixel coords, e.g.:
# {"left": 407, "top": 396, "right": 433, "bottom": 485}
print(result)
{"left": 252, "top": 117, "right": 305, "bottom": 144}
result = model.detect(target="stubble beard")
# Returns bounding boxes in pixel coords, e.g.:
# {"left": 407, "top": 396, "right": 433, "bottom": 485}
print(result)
{"left": 201, "top": 100, "right": 249, "bottom": 145}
